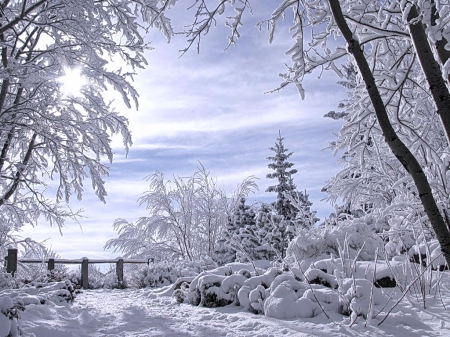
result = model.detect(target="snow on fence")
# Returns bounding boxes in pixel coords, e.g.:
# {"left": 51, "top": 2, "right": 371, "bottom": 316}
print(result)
{"left": 3, "top": 248, "right": 154, "bottom": 289}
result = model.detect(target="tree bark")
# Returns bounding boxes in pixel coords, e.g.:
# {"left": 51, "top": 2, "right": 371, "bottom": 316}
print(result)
{"left": 402, "top": 3, "right": 450, "bottom": 144}
{"left": 0, "top": 132, "right": 37, "bottom": 206}
{"left": 428, "top": 0, "right": 450, "bottom": 88}
{"left": 328, "top": 0, "right": 450, "bottom": 267}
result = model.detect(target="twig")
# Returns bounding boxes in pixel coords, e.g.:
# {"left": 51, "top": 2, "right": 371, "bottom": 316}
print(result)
{"left": 378, "top": 253, "right": 443, "bottom": 326}
{"left": 365, "top": 248, "right": 378, "bottom": 327}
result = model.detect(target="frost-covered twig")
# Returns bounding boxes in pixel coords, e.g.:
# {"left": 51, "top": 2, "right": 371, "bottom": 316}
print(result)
{"left": 378, "top": 252, "right": 443, "bottom": 326}
{"left": 365, "top": 248, "right": 378, "bottom": 327}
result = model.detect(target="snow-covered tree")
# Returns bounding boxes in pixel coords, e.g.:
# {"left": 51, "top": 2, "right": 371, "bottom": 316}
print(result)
{"left": 266, "top": 131, "right": 298, "bottom": 221}
{"left": 0, "top": 1, "right": 174, "bottom": 237}
{"left": 105, "top": 166, "right": 258, "bottom": 261}
{"left": 173, "top": 0, "right": 450, "bottom": 266}
{"left": 263, "top": 133, "right": 319, "bottom": 259}
{"left": 287, "top": 190, "right": 319, "bottom": 230}
{"left": 224, "top": 198, "right": 262, "bottom": 262}
{"left": 254, "top": 203, "right": 277, "bottom": 260}
{"left": 258, "top": 193, "right": 319, "bottom": 261}
{"left": 212, "top": 237, "right": 236, "bottom": 266}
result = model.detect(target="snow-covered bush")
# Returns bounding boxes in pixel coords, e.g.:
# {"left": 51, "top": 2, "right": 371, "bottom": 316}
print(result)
{"left": 0, "top": 295, "right": 21, "bottom": 337}
{"left": 304, "top": 268, "right": 338, "bottom": 289}
{"left": 287, "top": 217, "right": 384, "bottom": 263}
{"left": 340, "top": 278, "right": 388, "bottom": 321}
{"left": 186, "top": 265, "right": 245, "bottom": 307}
{"left": 130, "top": 259, "right": 217, "bottom": 289}
{"left": 237, "top": 267, "right": 281, "bottom": 311}
{"left": 178, "top": 254, "right": 443, "bottom": 326}
{"left": 408, "top": 239, "right": 447, "bottom": 271}
{"left": 0, "top": 279, "right": 78, "bottom": 337}
{"left": 264, "top": 281, "right": 319, "bottom": 319}
{"left": 18, "top": 280, "right": 77, "bottom": 304}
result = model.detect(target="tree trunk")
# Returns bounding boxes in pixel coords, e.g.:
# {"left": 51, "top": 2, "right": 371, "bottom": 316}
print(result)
{"left": 328, "top": 0, "right": 450, "bottom": 267}
{"left": 0, "top": 133, "right": 37, "bottom": 206}
{"left": 429, "top": 0, "right": 450, "bottom": 86}
{"left": 402, "top": 4, "right": 450, "bottom": 144}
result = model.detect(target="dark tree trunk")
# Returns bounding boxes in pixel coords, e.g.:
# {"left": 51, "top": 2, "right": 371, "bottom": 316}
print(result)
{"left": 328, "top": 0, "right": 450, "bottom": 267}
{"left": 403, "top": 4, "right": 450, "bottom": 144}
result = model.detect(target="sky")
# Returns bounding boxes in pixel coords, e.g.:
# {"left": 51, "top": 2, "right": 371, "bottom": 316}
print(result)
{"left": 22, "top": 4, "right": 346, "bottom": 260}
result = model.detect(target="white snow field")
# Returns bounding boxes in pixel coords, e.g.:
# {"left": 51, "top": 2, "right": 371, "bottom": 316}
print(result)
{"left": 17, "top": 282, "right": 450, "bottom": 337}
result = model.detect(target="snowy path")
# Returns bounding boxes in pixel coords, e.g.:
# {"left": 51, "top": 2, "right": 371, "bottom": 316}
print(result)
{"left": 19, "top": 288, "right": 450, "bottom": 337}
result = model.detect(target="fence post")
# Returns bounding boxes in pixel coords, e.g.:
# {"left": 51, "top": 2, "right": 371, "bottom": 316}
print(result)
{"left": 81, "top": 257, "right": 89, "bottom": 289}
{"left": 48, "top": 258, "right": 55, "bottom": 271}
{"left": 116, "top": 258, "right": 124, "bottom": 284}
{"left": 6, "top": 248, "right": 18, "bottom": 276}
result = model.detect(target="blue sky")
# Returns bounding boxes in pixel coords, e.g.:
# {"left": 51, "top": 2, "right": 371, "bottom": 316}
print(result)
{"left": 23, "top": 5, "right": 346, "bottom": 260}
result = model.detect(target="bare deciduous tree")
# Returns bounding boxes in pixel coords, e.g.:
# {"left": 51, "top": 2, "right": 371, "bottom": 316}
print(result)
{"left": 105, "top": 165, "right": 258, "bottom": 261}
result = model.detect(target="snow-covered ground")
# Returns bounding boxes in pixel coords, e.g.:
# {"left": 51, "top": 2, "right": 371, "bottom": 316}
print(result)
{"left": 16, "top": 282, "right": 450, "bottom": 337}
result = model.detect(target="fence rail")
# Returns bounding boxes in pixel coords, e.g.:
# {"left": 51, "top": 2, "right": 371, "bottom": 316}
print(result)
{"left": 3, "top": 249, "right": 154, "bottom": 289}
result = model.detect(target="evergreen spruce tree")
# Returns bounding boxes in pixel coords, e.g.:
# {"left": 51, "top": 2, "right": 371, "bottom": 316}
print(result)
{"left": 266, "top": 131, "right": 298, "bottom": 220}
{"left": 254, "top": 203, "right": 277, "bottom": 260}
{"left": 288, "top": 190, "right": 320, "bottom": 230}
{"left": 264, "top": 132, "right": 319, "bottom": 259}
{"left": 224, "top": 198, "right": 262, "bottom": 261}
{"left": 212, "top": 237, "right": 236, "bottom": 266}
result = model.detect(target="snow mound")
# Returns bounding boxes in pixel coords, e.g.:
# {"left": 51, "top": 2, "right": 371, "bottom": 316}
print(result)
{"left": 0, "top": 280, "right": 77, "bottom": 337}
{"left": 264, "top": 281, "right": 319, "bottom": 319}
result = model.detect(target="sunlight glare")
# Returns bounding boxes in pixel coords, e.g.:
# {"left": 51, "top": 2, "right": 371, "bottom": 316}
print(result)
{"left": 59, "top": 67, "right": 87, "bottom": 97}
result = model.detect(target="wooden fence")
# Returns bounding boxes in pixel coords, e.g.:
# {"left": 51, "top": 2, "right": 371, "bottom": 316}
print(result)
{"left": 3, "top": 248, "right": 153, "bottom": 289}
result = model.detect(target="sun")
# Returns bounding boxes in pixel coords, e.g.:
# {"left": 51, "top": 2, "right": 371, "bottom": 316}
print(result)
{"left": 59, "top": 67, "right": 87, "bottom": 97}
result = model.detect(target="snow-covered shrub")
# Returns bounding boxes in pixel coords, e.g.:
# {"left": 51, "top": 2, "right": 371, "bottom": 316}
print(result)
{"left": 173, "top": 281, "right": 190, "bottom": 303}
{"left": 0, "top": 296, "right": 21, "bottom": 337}
{"left": 237, "top": 267, "right": 281, "bottom": 310}
{"left": 408, "top": 239, "right": 447, "bottom": 271}
{"left": 340, "top": 278, "right": 388, "bottom": 321}
{"left": 191, "top": 274, "right": 231, "bottom": 307}
{"left": 19, "top": 280, "right": 77, "bottom": 303}
{"left": 131, "top": 259, "right": 217, "bottom": 288}
{"left": 17, "top": 263, "right": 69, "bottom": 286}
{"left": 186, "top": 265, "right": 248, "bottom": 307}
{"left": 264, "top": 281, "right": 319, "bottom": 319}
{"left": 45, "top": 268, "right": 70, "bottom": 283}
{"left": 304, "top": 268, "right": 338, "bottom": 289}
{"left": 287, "top": 217, "right": 384, "bottom": 263}
{"left": 263, "top": 268, "right": 342, "bottom": 319}
{"left": 180, "top": 252, "right": 447, "bottom": 325}
{"left": 303, "top": 287, "right": 341, "bottom": 314}
{"left": 103, "top": 273, "right": 127, "bottom": 289}
{"left": 0, "top": 280, "right": 79, "bottom": 337}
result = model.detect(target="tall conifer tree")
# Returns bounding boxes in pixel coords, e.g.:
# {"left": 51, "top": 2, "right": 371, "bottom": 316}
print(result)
{"left": 264, "top": 132, "right": 319, "bottom": 259}
{"left": 266, "top": 131, "right": 298, "bottom": 220}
